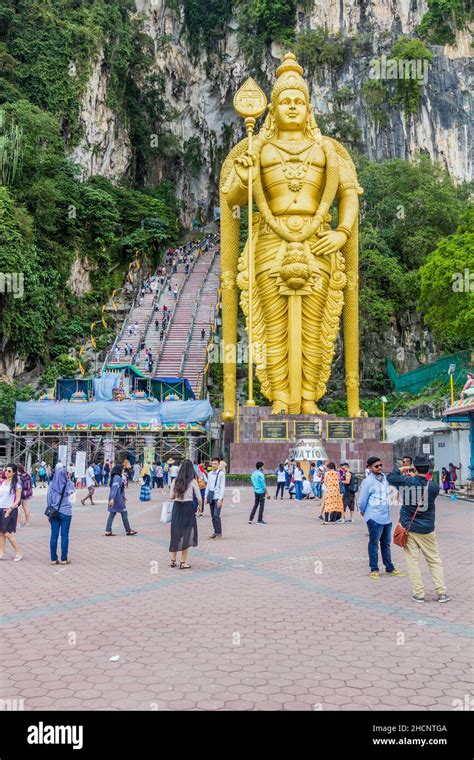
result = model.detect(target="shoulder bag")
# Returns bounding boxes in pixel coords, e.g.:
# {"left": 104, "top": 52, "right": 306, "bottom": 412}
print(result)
{"left": 45, "top": 481, "right": 68, "bottom": 520}
{"left": 206, "top": 471, "right": 221, "bottom": 505}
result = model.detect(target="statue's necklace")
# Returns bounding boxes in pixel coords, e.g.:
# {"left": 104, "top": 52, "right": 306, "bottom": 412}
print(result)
{"left": 273, "top": 139, "right": 313, "bottom": 155}
{"left": 273, "top": 143, "right": 316, "bottom": 193}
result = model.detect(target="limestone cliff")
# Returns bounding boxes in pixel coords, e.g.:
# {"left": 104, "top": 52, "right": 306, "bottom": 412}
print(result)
{"left": 70, "top": 0, "right": 471, "bottom": 224}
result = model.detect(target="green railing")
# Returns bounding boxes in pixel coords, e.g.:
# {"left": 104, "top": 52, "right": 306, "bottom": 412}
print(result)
{"left": 387, "top": 351, "right": 472, "bottom": 393}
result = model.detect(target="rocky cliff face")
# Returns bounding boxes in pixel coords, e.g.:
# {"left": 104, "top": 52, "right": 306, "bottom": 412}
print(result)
{"left": 66, "top": 255, "right": 94, "bottom": 297}
{"left": 71, "top": 50, "right": 132, "bottom": 182}
{"left": 69, "top": 0, "right": 471, "bottom": 223}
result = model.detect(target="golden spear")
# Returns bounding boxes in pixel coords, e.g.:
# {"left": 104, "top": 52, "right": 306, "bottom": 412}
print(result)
{"left": 233, "top": 78, "right": 267, "bottom": 407}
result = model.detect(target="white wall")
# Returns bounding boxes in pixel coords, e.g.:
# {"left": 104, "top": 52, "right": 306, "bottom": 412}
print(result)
{"left": 433, "top": 428, "right": 470, "bottom": 483}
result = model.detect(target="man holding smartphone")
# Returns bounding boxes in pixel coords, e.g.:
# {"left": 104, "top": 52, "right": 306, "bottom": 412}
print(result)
{"left": 387, "top": 455, "right": 450, "bottom": 603}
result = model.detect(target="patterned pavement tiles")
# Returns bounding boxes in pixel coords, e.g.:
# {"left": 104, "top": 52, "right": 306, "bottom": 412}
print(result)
{"left": 0, "top": 484, "right": 472, "bottom": 711}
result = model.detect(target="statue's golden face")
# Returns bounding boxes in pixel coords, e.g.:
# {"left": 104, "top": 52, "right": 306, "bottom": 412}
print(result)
{"left": 274, "top": 88, "right": 308, "bottom": 131}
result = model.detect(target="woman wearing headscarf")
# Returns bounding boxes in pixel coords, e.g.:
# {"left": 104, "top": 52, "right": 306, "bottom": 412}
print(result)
{"left": 47, "top": 464, "right": 75, "bottom": 564}
{"left": 105, "top": 465, "right": 138, "bottom": 536}
{"left": 0, "top": 463, "right": 23, "bottom": 560}
{"left": 139, "top": 462, "right": 151, "bottom": 502}
{"left": 169, "top": 459, "right": 201, "bottom": 569}
{"left": 140, "top": 462, "right": 151, "bottom": 486}
{"left": 441, "top": 467, "right": 451, "bottom": 495}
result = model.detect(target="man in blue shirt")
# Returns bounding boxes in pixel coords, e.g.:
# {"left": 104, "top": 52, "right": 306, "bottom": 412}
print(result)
{"left": 249, "top": 462, "right": 270, "bottom": 525}
{"left": 358, "top": 456, "right": 404, "bottom": 579}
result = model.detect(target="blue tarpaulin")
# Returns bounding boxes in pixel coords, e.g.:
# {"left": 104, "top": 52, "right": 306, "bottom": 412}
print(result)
{"left": 55, "top": 379, "right": 90, "bottom": 401}
{"left": 16, "top": 400, "right": 213, "bottom": 425}
{"left": 93, "top": 373, "right": 121, "bottom": 401}
{"left": 160, "top": 400, "right": 212, "bottom": 423}
{"left": 152, "top": 377, "right": 195, "bottom": 400}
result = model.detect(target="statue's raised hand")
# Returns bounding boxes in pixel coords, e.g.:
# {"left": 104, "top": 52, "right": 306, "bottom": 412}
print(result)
{"left": 234, "top": 151, "right": 259, "bottom": 186}
{"left": 311, "top": 230, "right": 347, "bottom": 257}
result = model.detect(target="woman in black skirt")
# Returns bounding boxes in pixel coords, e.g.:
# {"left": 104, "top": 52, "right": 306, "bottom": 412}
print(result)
{"left": 169, "top": 459, "right": 202, "bottom": 569}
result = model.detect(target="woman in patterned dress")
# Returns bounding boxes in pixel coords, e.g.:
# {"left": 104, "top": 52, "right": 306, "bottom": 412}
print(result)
{"left": 322, "top": 462, "right": 344, "bottom": 524}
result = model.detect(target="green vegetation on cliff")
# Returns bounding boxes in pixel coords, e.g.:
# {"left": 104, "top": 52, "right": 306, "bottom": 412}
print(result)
{"left": 419, "top": 207, "right": 474, "bottom": 348}
{"left": 0, "top": 0, "right": 181, "bottom": 383}
{"left": 417, "top": 0, "right": 470, "bottom": 45}
{"left": 356, "top": 155, "right": 468, "bottom": 367}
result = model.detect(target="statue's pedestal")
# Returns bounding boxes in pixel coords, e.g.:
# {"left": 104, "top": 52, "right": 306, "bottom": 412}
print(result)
{"left": 229, "top": 406, "right": 393, "bottom": 475}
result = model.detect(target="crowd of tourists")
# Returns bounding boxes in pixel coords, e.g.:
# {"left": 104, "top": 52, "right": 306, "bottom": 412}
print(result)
{"left": 246, "top": 454, "right": 451, "bottom": 603}
{"left": 113, "top": 235, "right": 215, "bottom": 367}
{"left": 0, "top": 450, "right": 453, "bottom": 603}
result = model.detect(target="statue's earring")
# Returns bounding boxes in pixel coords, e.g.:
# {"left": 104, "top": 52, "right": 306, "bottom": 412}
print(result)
{"left": 262, "top": 106, "right": 276, "bottom": 140}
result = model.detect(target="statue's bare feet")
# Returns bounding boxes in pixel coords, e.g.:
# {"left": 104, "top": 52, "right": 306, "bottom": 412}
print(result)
{"left": 271, "top": 401, "right": 288, "bottom": 414}
{"left": 302, "top": 401, "right": 327, "bottom": 415}
{"left": 348, "top": 407, "right": 366, "bottom": 418}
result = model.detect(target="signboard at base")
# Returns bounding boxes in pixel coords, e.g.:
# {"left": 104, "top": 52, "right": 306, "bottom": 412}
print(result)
{"left": 261, "top": 420, "right": 288, "bottom": 441}
{"left": 295, "top": 421, "right": 322, "bottom": 438}
{"left": 326, "top": 420, "right": 354, "bottom": 439}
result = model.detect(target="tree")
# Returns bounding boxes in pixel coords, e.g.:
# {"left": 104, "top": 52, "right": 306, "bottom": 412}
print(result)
{"left": 358, "top": 156, "right": 464, "bottom": 269}
{"left": 0, "top": 185, "right": 52, "bottom": 357}
{"left": 418, "top": 209, "right": 474, "bottom": 349}
{"left": 0, "top": 382, "right": 35, "bottom": 428}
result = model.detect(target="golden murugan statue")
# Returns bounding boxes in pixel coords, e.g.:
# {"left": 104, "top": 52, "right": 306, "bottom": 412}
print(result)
{"left": 219, "top": 53, "right": 363, "bottom": 421}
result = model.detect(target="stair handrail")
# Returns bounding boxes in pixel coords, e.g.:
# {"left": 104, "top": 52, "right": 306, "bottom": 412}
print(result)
{"left": 136, "top": 280, "right": 165, "bottom": 370}
{"left": 101, "top": 265, "right": 156, "bottom": 374}
{"left": 179, "top": 246, "right": 218, "bottom": 379}
{"left": 100, "top": 235, "right": 219, "bottom": 375}
{"left": 101, "top": 287, "right": 138, "bottom": 374}
{"left": 197, "top": 286, "right": 221, "bottom": 399}
{"left": 119, "top": 279, "right": 164, "bottom": 371}
{"left": 153, "top": 239, "right": 207, "bottom": 373}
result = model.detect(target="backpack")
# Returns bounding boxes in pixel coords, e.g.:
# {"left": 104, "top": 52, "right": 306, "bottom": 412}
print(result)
{"left": 22, "top": 474, "right": 33, "bottom": 499}
{"left": 348, "top": 474, "right": 359, "bottom": 493}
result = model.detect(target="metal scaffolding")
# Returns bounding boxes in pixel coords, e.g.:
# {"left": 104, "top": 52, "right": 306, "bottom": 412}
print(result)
{"left": 11, "top": 428, "right": 213, "bottom": 468}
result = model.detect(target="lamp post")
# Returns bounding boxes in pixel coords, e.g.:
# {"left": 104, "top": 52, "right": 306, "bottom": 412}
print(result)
{"left": 381, "top": 396, "right": 388, "bottom": 442}
{"left": 448, "top": 363, "right": 456, "bottom": 406}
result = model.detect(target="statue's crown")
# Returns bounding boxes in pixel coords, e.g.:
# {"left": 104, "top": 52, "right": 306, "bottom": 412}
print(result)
{"left": 271, "top": 52, "right": 309, "bottom": 104}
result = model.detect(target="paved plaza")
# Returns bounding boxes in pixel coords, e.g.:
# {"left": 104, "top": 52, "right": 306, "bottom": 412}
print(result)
{"left": 1, "top": 485, "right": 473, "bottom": 711}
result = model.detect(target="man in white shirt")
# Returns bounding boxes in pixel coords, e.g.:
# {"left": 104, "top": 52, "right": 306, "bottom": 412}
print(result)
{"left": 169, "top": 462, "right": 179, "bottom": 483}
{"left": 302, "top": 477, "right": 312, "bottom": 498}
{"left": 81, "top": 464, "right": 97, "bottom": 505}
{"left": 293, "top": 462, "right": 304, "bottom": 501}
{"left": 205, "top": 457, "right": 226, "bottom": 539}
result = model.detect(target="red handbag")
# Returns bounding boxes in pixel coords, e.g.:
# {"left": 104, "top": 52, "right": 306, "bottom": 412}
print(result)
{"left": 393, "top": 484, "right": 428, "bottom": 547}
